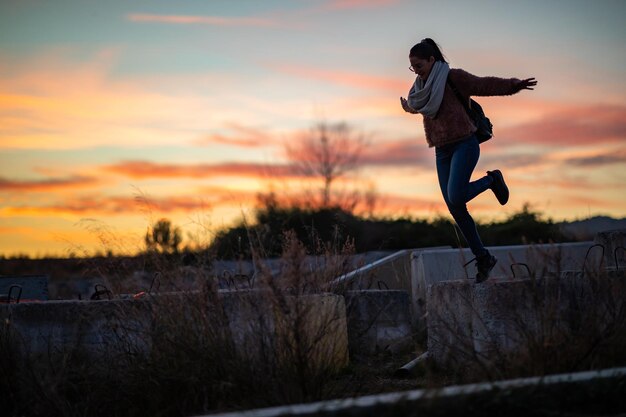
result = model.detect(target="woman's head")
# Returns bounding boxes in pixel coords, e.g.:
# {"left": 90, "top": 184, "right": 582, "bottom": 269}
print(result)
{"left": 409, "top": 38, "right": 446, "bottom": 80}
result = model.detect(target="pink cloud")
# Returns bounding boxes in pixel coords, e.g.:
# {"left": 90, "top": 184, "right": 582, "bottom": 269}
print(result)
{"left": 126, "top": 13, "right": 276, "bottom": 27}
{"left": 479, "top": 153, "right": 548, "bottom": 170}
{"left": 564, "top": 148, "right": 626, "bottom": 167}
{"left": 360, "top": 138, "right": 431, "bottom": 167}
{"left": 493, "top": 104, "right": 626, "bottom": 147}
{"left": 324, "top": 0, "right": 398, "bottom": 10}
{"left": 194, "top": 122, "right": 276, "bottom": 148}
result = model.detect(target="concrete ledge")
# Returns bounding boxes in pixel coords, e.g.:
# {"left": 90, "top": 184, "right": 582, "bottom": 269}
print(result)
{"left": 199, "top": 366, "right": 626, "bottom": 417}
{"left": 0, "top": 298, "right": 152, "bottom": 356}
{"left": 333, "top": 250, "right": 412, "bottom": 291}
{"left": 0, "top": 275, "right": 49, "bottom": 302}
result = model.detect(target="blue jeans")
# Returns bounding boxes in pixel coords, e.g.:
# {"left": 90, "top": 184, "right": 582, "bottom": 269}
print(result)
{"left": 436, "top": 135, "right": 493, "bottom": 257}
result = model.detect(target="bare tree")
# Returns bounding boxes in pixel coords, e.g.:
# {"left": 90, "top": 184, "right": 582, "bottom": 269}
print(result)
{"left": 285, "top": 121, "right": 368, "bottom": 207}
{"left": 145, "top": 218, "right": 182, "bottom": 254}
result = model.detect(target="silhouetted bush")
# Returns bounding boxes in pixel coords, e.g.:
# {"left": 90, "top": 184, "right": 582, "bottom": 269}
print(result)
{"left": 210, "top": 203, "right": 566, "bottom": 259}
{"left": 481, "top": 204, "right": 564, "bottom": 246}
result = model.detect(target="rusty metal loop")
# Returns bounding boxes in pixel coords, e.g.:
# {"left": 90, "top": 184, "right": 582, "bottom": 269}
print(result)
{"left": 615, "top": 246, "right": 625, "bottom": 271}
{"left": 510, "top": 263, "right": 532, "bottom": 279}
{"left": 91, "top": 284, "right": 112, "bottom": 300}
{"left": 8, "top": 284, "right": 22, "bottom": 304}
{"left": 149, "top": 272, "right": 161, "bottom": 294}
{"left": 582, "top": 244, "right": 604, "bottom": 274}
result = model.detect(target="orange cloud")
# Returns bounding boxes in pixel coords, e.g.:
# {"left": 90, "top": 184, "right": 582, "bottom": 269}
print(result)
{"left": 126, "top": 13, "right": 277, "bottom": 27}
{"left": 1, "top": 197, "right": 131, "bottom": 217}
{"left": 558, "top": 194, "right": 622, "bottom": 210}
{"left": 373, "top": 193, "right": 448, "bottom": 216}
{"left": 102, "top": 160, "right": 303, "bottom": 180}
{"left": 1, "top": 189, "right": 259, "bottom": 218}
{"left": 0, "top": 175, "right": 98, "bottom": 191}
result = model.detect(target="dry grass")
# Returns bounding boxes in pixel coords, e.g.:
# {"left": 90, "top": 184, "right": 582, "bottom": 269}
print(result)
{"left": 0, "top": 229, "right": 368, "bottom": 417}
{"left": 3, "top": 226, "right": 625, "bottom": 416}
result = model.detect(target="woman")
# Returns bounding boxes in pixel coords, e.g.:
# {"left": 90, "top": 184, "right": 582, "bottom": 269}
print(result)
{"left": 400, "top": 38, "right": 537, "bottom": 283}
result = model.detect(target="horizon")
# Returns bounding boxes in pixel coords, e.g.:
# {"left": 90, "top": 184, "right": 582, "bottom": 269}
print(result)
{"left": 1, "top": 0, "right": 625, "bottom": 258}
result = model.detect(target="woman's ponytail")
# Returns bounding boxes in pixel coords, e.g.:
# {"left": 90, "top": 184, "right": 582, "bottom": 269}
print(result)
{"left": 409, "top": 38, "right": 447, "bottom": 63}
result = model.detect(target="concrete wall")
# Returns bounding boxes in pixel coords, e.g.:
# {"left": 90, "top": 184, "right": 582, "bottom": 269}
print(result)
{"left": 344, "top": 290, "right": 413, "bottom": 356}
{"left": 0, "top": 298, "right": 152, "bottom": 357}
{"left": 0, "top": 290, "right": 349, "bottom": 370}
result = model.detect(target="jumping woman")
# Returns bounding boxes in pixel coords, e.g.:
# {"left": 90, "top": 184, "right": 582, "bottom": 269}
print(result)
{"left": 400, "top": 38, "right": 537, "bottom": 283}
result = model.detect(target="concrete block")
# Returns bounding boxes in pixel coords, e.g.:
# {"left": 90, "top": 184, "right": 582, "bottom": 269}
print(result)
{"left": 426, "top": 272, "right": 626, "bottom": 369}
{"left": 411, "top": 242, "right": 596, "bottom": 330}
{"left": 344, "top": 290, "right": 413, "bottom": 355}
{"left": 275, "top": 293, "right": 349, "bottom": 371}
{"left": 221, "top": 290, "right": 349, "bottom": 370}
{"left": 594, "top": 229, "right": 626, "bottom": 269}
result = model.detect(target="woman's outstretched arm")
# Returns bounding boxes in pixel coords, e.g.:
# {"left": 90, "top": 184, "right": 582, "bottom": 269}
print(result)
{"left": 452, "top": 69, "right": 537, "bottom": 97}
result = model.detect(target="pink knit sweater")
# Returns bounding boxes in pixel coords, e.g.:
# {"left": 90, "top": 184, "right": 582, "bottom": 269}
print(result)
{"left": 422, "top": 68, "right": 520, "bottom": 148}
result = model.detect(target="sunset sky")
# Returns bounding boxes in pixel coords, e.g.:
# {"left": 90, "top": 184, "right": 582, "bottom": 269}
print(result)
{"left": 1, "top": 0, "right": 625, "bottom": 257}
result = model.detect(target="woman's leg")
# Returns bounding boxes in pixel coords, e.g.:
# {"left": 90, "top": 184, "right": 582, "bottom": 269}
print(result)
{"left": 436, "top": 137, "right": 492, "bottom": 257}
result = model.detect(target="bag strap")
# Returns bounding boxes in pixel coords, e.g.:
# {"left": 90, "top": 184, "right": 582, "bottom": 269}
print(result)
{"left": 446, "top": 76, "right": 472, "bottom": 114}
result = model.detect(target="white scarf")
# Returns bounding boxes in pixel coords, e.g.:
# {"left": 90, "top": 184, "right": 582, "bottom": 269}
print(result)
{"left": 406, "top": 61, "right": 450, "bottom": 118}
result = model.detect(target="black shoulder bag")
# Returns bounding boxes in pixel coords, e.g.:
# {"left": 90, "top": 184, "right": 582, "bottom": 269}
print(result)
{"left": 447, "top": 77, "right": 493, "bottom": 143}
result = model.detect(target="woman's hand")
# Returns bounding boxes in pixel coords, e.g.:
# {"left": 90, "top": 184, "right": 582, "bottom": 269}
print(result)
{"left": 514, "top": 77, "right": 537, "bottom": 92}
{"left": 400, "top": 97, "right": 418, "bottom": 114}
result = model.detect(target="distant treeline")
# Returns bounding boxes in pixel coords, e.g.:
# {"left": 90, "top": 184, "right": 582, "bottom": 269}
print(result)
{"left": 0, "top": 204, "right": 566, "bottom": 265}
{"left": 210, "top": 203, "right": 565, "bottom": 259}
